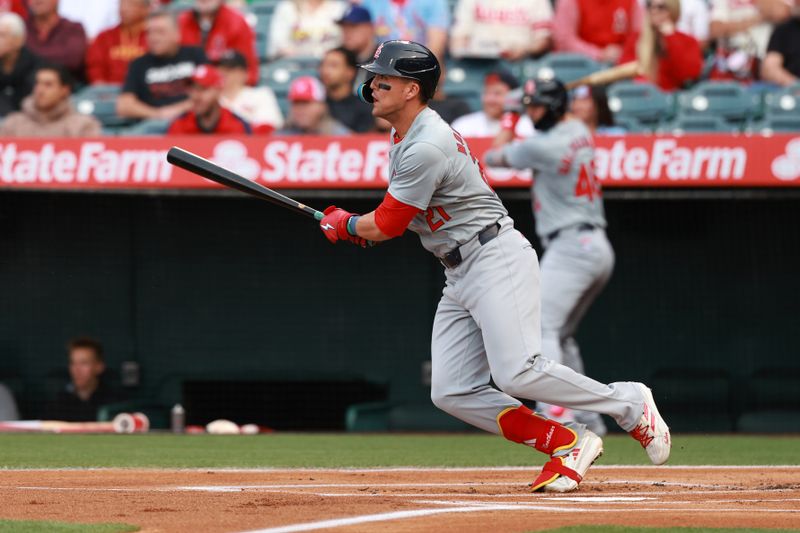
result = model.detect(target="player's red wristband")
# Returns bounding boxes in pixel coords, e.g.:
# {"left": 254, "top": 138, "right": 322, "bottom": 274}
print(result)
{"left": 500, "top": 112, "right": 520, "bottom": 132}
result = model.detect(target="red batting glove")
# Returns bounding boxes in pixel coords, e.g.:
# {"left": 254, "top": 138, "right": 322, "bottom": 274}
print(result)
{"left": 320, "top": 206, "right": 367, "bottom": 247}
{"left": 500, "top": 111, "right": 520, "bottom": 132}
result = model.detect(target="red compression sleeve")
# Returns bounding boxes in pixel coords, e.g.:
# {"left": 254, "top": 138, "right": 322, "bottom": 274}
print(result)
{"left": 374, "top": 192, "right": 421, "bottom": 238}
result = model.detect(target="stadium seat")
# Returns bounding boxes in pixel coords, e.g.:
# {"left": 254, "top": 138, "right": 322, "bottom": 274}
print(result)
{"left": 250, "top": 0, "right": 281, "bottom": 15}
{"left": 677, "top": 81, "right": 761, "bottom": 124}
{"left": 73, "top": 84, "right": 134, "bottom": 132}
{"left": 611, "top": 115, "right": 651, "bottom": 133}
{"left": 607, "top": 81, "right": 675, "bottom": 126}
{"left": 527, "top": 52, "right": 602, "bottom": 84}
{"left": 260, "top": 57, "right": 320, "bottom": 94}
{"left": 746, "top": 116, "right": 800, "bottom": 134}
{"left": 657, "top": 113, "right": 741, "bottom": 134}
{"left": 762, "top": 83, "right": 800, "bottom": 117}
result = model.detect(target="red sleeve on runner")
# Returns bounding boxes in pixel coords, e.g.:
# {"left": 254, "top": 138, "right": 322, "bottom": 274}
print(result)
{"left": 374, "top": 192, "right": 421, "bottom": 238}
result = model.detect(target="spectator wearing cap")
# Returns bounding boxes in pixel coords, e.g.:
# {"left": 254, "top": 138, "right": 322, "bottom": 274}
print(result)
{"left": 179, "top": 0, "right": 258, "bottom": 85}
{"left": 25, "top": 0, "right": 87, "bottom": 82}
{"left": 451, "top": 70, "right": 535, "bottom": 137}
{"left": 570, "top": 84, "right": 626, "bottom": 135}
{"left": 268, "top": 0, "right": 345, "bottom": 59}
{"left": 0, "top": 0, "right": 27, "bottom": 17}
{"left": 319, "top": 46, "right": 374, "bottom": 133}
{"left": 361, "top": 0, "right": 449, "bottom": 62}
{"left": 278, "top": 75, "right": 350, "bottom": 135}
{"left": 168, "top": 64, "right": 251, "bottom": 134}
{"left": 711, "top": 0, "right": 792, "bottom": 82}
{"left": 218, "top": 49, "right": 283, "bottom": 134}
{"left": 86, "top": 0, "right": 149, "bottom": 85}
{"left": 553, "top": 0, "right": 642, "bottom": 64}
{"left": 0, "top": 12, "right": 43, "bottom": 117}
{"left": 117, "top": 10, "right": 207, "bottom": 125}
{"left": 762, "top": 12, "right": 800, "bottom": 86}
{"left": 338, "top": 4, "right": 376, "bottom": 66}
{"left": 0, "top": 63, "right": 101, "bottom": 136}
{"left": 619, "top": 0, "right": 703, "bottom": 91}
{"left": 450, "top": 0, "right": 554, "bottom": 60}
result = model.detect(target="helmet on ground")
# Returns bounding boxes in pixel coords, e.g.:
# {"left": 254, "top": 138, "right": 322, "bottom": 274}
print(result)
{"left": 521, "top": 77, "right": 568, "bottom": 131}
{"left": 356, "top": 40, "right": 441, "bottom": 103}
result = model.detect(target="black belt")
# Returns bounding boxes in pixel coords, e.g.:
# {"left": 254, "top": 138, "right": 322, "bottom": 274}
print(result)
{"left": 546, "top": 223, "right": 597, "bottom": 242}
{"left": 439, "top": 223, "right": 500, "bottom": 269}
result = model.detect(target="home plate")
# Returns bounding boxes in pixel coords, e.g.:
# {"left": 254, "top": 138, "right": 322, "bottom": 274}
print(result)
{"left": 545, "top": 496, "right": 653, "bottom": 502}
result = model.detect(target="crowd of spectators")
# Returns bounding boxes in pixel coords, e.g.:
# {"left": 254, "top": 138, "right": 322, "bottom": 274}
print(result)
{"left": 0, "top": 0, "right": 797, "bottom": 138}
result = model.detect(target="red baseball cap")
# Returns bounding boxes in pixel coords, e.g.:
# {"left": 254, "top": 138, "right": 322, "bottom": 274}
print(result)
{"left": 288, "top": 76, "right": 325, "bottom": 102}
{"left": 191, "top": 65, "right": 223, "bottom": 88}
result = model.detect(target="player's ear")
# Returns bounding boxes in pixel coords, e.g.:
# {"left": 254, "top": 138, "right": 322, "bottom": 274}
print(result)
{"left": 405, "top": 81, "right": 420, "bottom": 102}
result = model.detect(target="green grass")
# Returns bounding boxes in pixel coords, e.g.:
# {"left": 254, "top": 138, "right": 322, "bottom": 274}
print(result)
{"left": 0, "top": 519, "right": 137, "bottom": 532}
{"left": 0, "top": 433, "right": 798, "bottom": 468}
{"left": 539, "top": 528, "right": 800, "bottom": 533}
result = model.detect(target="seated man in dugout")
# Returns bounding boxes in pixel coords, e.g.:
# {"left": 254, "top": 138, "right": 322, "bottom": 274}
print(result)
{"left": 43, "top": 337, "right": 122, "bottom": 422}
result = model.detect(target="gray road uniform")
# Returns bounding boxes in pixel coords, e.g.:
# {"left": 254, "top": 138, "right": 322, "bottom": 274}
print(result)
{"left": 486, "top": 118, "right": 615, "bottom": 435}
{"left": 395, "top": 107, "right": 642, "bottom": 435}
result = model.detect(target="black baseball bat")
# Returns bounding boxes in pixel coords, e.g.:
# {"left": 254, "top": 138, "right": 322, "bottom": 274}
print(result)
{"left": 166, "top": 146, "right": 324, "bottom": 221}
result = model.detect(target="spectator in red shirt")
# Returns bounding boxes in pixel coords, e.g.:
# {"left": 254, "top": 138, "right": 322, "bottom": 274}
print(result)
{"left": 178, "top": 0, "right": 258, "bottom": 85}
{"left": 619, "top": 0, "right": 702, "bottom": 91}
{"left": 25, "top": 0, "right": 87, "bottom": 82}
{"left": 553, "top": 0, "right": 642, "bottom": 64}
{"left": 86, "top": 0, "right": 150, "bottom": 85}
{"left": 168, "top": 64, "right": 251, "bottom": 134}
{"left": 0, "top": 0, "right": 27, "bottom": 17}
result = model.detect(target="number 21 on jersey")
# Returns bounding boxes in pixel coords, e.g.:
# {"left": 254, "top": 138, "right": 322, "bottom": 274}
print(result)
{"left": 575, "top": 161, "right": 602, "bottom": 201}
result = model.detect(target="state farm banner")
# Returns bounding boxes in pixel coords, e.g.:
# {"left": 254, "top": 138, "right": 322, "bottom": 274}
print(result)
{"left": 0, "top": 134, "right": 798, "bottom": 190}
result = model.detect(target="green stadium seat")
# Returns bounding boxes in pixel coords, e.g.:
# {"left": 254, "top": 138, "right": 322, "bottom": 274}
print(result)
{"left": 762, "top": 83, "right": 800, "bottom": 117}
{"left": 528, "top": 52, "right": 602, "bottom": 84}
{"left": 649, "top": 368, "right": 734, "bottom": 432}
{"left": 746, "top": 116, "right": 800, "bottom": 133}
{"left": 73, "top": 84, "right": 134, "bottom": 132}
{"left": 607, "top": 81, "right": 675, "bottom": 126}
{"left": 260, "top": 57, "right": 320, "bottom": 94}
{"left": 611, "top": 115, "right": 652, "bottom": 133}
{"left": 513, "top": 58, "right": 539, "bottom": 82}
{"left": 677, "top": 81, "right": 761, "bottom": 124}
{"left": 657, "top": 113, "right": 741, "bottom": 133}
{"left": 737, "top": 368, "right": 800, "bottom": 433}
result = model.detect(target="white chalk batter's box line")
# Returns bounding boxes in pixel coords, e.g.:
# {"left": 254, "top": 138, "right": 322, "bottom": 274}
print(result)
{"left": 3, "top": 465, "right": 800, "bottom": 472}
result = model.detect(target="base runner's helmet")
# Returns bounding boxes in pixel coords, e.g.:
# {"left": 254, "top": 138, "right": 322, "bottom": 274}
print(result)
{"left": 356, "top": 40, "right": 441, "bottom": 104}
{"left": 521, "top": 78, "right": 568, "bottom": 131}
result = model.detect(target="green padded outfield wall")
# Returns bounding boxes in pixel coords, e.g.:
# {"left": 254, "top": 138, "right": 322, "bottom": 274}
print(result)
{"left": 1, "top": 191, "right": 798, "bottom": 427}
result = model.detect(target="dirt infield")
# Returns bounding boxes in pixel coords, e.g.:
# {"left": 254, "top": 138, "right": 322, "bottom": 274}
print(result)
{"left": 0, "top": 467, "right": 798, "bottom": 532}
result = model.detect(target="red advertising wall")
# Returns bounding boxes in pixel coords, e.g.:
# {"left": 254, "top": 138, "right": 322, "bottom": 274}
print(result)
{"left": 0, "top": 134, "right": 798, "bottom": 190}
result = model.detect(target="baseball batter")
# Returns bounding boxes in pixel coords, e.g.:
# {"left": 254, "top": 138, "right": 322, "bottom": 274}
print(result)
{"left": 484, "top": 79, "right": 614, "bottom": 436}
{"left": 318, "top": 40, "right": 670, "bottom": 492}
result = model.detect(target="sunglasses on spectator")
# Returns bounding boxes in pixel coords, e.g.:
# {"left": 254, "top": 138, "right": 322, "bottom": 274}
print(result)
{"left": 646, "top": 1, "right": 668, "bottom": 10}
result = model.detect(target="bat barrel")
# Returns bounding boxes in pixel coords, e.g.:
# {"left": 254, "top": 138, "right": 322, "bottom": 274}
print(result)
{"left": 167, "top": 147, "right": 324, "bottom": 220}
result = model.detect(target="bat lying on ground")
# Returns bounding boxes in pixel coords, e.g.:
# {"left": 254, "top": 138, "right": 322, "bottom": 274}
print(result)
{"left": 565, "top": 61, "right": 641, "bottom": 89}
{"left": 0, "top": 413, "right": 149, "bottom": 434}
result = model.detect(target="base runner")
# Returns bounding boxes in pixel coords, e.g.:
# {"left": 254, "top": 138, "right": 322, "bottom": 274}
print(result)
{"left": 485, "top": 78, "right": 614, "bottom": 436}
{"left": 318, "top": 40, "right": 670, "bottom": 492}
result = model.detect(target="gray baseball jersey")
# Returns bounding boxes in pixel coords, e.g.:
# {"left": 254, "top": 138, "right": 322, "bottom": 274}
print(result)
{"left": 500, "top": 119, "right": 606, "bottom": 239}
{"left": 387, "top": 107, "right": 507, "bottom": 256}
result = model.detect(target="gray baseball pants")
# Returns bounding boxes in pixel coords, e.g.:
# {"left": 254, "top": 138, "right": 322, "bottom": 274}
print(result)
{"left": 429, "top": 218, "right": 642, "bottom": 435}
{"left": 538, "top": 226, "right": 616, "bottom": 433}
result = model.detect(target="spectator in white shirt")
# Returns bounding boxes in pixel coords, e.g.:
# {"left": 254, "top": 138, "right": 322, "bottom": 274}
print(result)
{"left": 217, "top": 50, "right": 283, "bottom": 133}
{"left": 708, "top": 0, "right": 792, "bottom": 80}
{"left": 268, "top": 0, "right": 345, "bottom": 59}
{"left": 450, "top": 0, "right": 554, "bottom": 60}
{"left": 451, "top": 70, "right": 534, "bottom": 137}
{"left": 59, "top": 0, "right": 120, "bottom": 39}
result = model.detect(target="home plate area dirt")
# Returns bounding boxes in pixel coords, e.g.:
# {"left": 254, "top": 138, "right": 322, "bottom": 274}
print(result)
{"left": 1, "top": 467, "right": 798, "bottom": 532}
